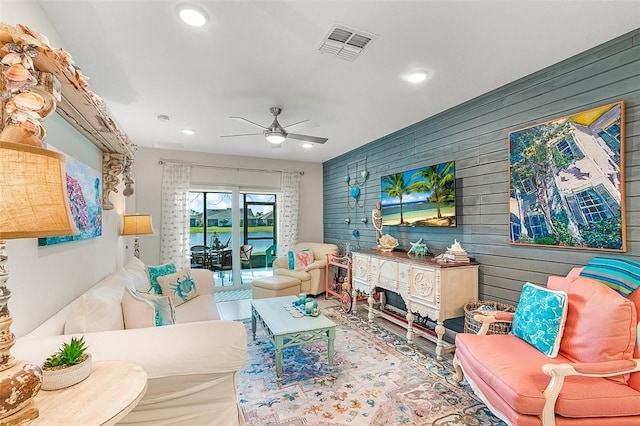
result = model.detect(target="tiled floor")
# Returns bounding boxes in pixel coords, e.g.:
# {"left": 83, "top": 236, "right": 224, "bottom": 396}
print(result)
{"left": 217, "top": 293, "right": 340, "bottom": 321}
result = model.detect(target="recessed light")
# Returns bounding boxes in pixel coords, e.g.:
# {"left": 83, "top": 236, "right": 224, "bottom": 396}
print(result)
{"left": 403, "top": 70, "right": 430, "bottom": 84}
{"left": 302, "top": 143, "right": 313, "bottom": 149}
{"left": 177, "top": 4, "right": 208, "bottom": 27}
{"left": 181, "top": 128, "right": 196, "bottom": 135}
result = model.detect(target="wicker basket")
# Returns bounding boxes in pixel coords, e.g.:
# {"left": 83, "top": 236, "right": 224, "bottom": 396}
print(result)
{"left": 464, "top": 301, "right": 516, "bottom": 335}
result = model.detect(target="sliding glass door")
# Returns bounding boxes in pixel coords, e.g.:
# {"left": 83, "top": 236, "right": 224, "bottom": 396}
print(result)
{"left": 189, "top": 191, "right": 276, "bottom": 288}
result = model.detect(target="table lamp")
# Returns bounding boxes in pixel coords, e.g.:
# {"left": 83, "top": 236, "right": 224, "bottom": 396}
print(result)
{"left": 0, "top": 141, "right": 79, "bottom": 424}
{"left": 121, "top": 214, "right": 154, "bottom": 258}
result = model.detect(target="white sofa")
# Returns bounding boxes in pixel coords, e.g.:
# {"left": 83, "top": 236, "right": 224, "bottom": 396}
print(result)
{"left": 13, "top": 258, "right": 247, "bottom": 425}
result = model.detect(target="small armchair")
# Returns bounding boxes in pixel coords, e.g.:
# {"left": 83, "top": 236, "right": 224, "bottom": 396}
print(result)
{"left": 272, "top": 242, "right": 339, "bottom": 296}
{"left": 453, "top": 267, "right": 640, "bottom": 426}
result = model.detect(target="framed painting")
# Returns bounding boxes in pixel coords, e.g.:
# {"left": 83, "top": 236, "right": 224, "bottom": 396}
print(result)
{"left": 508, "top": 101, "right": 625, "bottom": 251}
{"left": 39, "top": 152, "right": 102, "bottom": 246}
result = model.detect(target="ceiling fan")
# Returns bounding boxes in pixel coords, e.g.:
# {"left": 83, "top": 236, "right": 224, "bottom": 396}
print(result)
{"left": 221, "top": 107, "right": 328, "bottom": 145}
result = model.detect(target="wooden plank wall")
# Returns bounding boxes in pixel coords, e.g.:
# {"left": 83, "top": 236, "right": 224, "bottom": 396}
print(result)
{"left": 322, "top": 28, "right": 640, "bottom": 307}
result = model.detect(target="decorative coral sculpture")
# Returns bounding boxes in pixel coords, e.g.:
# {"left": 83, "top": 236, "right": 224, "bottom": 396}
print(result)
{"left": 378, "top": 234, "right": 399, "bottom": 252}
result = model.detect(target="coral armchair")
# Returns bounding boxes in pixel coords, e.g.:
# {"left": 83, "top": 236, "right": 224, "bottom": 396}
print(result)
{"left": 272, "top": 242, "right": 339, "bottom": 296}
{"left": 453, "top": 267, "right": 640, "bottom": 426}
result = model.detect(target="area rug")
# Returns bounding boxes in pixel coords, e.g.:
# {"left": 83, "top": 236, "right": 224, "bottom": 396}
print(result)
{"left": 239, "top": 306, "right": 505, "bottom": 425}
{"left": 214, "top": 288, "right": 252, "bottom": 302}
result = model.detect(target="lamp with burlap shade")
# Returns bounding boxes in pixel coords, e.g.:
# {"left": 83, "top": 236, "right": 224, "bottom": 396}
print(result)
{"left": 0, "top": 140, "right": 78, "bottom": 424}
{"left": 122, "top": 214, "right": 154, "bottom": 258}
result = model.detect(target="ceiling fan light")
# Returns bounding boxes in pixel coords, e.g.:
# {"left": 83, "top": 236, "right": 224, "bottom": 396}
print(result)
{"left": 177, "top": 4, "right": 208, "bottom": 27}
{"left": 265, "top": 132, "right": 286, "bottom": 144}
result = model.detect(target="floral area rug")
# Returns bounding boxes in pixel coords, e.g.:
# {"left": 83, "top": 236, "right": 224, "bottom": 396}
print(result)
{"left": 239, "top": 305, "right": 505, "bottom": 425}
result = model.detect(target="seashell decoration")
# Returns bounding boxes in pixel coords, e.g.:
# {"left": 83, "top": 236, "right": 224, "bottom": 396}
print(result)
{"left": 4, "top": 63, "right": 31, "bottom": 82}
{"left": 13, "top": 92, "right": 45, "bottom": 111}
{"left": 1, "top": 52, "right": 22, "bottom": 66}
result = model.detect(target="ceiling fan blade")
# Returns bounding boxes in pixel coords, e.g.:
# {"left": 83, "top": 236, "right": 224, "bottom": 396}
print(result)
{"left": 288, "top": 133, "right": 328, "bottom": 144}
{"left": 283, "top": 119, "right": 319, "bottom": 133}
{"left": 230, "top": 116, "right": 268, "bottom": 130}
{"left": 220, "top": 133, "right": 263, "bottom": 138}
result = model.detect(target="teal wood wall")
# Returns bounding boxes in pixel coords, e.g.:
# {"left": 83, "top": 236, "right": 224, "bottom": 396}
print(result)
{"left": 323, "top": 28, "right": 640, "bottom": 306}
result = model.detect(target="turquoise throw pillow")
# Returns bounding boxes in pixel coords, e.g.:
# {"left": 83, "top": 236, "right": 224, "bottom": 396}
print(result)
{"left": 511, "top": 282, "right": 568, "bottom": 357}
{"left": 579, "top": 257, "right": 640, "bottom": 297}
{"left": 288, "top": 251, "right": 295, "bottom": 270}
{"left": 147, "top": 263, "right": 176, "bottom": 294}
{"left": 136, "top": 291, "right": 176, "bottom": 326}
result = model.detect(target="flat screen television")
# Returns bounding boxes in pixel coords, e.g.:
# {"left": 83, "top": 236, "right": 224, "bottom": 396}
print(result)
{"left": 380, "top": 160, "right": 456, "bottom": 227}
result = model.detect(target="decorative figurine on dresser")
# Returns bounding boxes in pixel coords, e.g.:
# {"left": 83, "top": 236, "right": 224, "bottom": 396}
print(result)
{"left": 371, "top": 201, "right": 383, "bottom": 242}
{"left": 351, "top": 241, "right": 479, "bottom": 360}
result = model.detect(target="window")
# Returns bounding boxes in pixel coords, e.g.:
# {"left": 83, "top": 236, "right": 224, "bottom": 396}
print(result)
{"left": 243, "top": 194, "right": 277, "bottom": 256}
{"left": 525, "top": 212, "right": 549, "bottom": 238}
{"left": 598, "top": 121, "right": 621, "bottom": 161}
{"left": 520, "top": 178, "right": 535, "bottom": 194}
{"left": 554, "top": 134, "right": 583, "bottom": 163}
{"left": 576, "top": 186, "right": 614, "bottom": 223}
{"left": 189, "top": 191, "right": 277, "bottom": 275}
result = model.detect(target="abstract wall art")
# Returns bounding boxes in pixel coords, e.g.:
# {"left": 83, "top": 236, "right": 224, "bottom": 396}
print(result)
{"left": 39, "top": 151, "right": 102, "bottom": 246}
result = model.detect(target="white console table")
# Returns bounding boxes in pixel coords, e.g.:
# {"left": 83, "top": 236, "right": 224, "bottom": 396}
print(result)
{"left": 351, "top": 250, "right": 479, "bottom": 359}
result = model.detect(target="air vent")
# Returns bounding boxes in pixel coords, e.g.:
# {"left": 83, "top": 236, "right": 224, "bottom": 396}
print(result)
{"left": 318, "top": 24, "right": 377, "bottom": 61}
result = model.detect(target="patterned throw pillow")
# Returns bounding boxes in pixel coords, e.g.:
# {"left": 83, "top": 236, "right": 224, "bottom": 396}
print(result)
{"left": 288, "top": 249, "right": 314, "bottom": 270}
{"left": 146, "top": 263, "right": 176, "bottom": 294}
{"left": 121, "top": 288, "right": 175, "bottom": 328}
{"left": 157, "top": 269, "right": 199, "bottom": 307}
{"left": 122, "top": 288, "right": 158, "bottom": 329}
{"left": 579, "top": 257, "right": 640, "bottom": 297}
{"left": 510, "top": 282, "right": 568, "bottom": 357}
{"left": 137, "top": 291, "right": 176, "bottom": 326}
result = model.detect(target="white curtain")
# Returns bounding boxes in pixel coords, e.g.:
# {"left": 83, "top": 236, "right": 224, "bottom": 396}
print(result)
{"left": 277, "top": 171, "right": 300, "bottom": 256}
{"left": 160, "top": 163, "right": 191, "bottom": 269}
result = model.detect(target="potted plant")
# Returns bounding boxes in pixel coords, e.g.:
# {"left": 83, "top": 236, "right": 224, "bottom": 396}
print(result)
{"left": 41, "top": 336, "right": 92, "bottom": 390}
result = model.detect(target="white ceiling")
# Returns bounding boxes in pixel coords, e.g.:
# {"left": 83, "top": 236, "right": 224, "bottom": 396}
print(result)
{"left": 38, "top": 1, "right": 640, "bottom": 163}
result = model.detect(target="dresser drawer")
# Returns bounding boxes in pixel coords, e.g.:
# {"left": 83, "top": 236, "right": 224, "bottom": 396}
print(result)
{"left": 352, "top": 253, "right": 369, "bottom": 281}
{"left": 370, "top": 258, "right": 409, "bottom": 291}
{"left": 409, "top": 266, "right": 439, "bottom": 309}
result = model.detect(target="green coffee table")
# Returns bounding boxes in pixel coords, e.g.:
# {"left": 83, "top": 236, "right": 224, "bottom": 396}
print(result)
{"left": 251, "top": 295, "right": 336, "bottom": 383}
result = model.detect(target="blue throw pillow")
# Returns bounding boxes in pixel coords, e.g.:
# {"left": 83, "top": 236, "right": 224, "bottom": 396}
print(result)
{"left": 511, "top": 282, "right": 568, "bottom": 357}
{"left": 579, "top": 257, "right": 640, "bottom": 297}
{"left": 147, "top": 263, "right": 176, "bottom": 294}
{"left": 288, "top": 251, "right": 295, "bottom": 270}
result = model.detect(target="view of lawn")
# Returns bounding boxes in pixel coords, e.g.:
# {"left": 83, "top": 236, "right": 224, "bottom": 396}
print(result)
{"left": 190, "top": 226, "right": 273, "bottom": 234}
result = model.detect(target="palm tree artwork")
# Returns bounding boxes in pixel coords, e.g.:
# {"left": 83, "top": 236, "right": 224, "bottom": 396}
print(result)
{"left": 409, "top": 161, "right": 455, "bottom": 219}
{"left": 380, "top": 161, "right": 456, "bottom": 227}
{"left": 381, "top": 173, "right": 409, "bottom": 224}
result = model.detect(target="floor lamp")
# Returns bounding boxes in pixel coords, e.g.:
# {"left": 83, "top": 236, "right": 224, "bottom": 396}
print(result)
{"left": 122, "top": 214, "right": 154, "bottom": 259}
{"left": 0, "top": 141, "right": 78, "bottom": 424}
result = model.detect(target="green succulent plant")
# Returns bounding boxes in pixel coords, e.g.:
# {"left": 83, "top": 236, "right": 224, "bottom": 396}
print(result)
{"left": 43, "top": 336, "right": 89, "bottom": 369}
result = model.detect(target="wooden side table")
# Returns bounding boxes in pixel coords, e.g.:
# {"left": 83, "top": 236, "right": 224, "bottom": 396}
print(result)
{"left": 33, "top": 360, "right": 147, "bottom": 425}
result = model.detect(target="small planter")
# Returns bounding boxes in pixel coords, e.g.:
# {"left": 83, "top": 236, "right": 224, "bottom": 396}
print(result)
{"left": 42, "top": 353, "right": 92, "bottom": 390}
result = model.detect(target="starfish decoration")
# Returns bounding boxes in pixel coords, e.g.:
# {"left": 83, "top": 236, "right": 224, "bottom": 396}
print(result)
{"left": 407, "top": 238, "right": 423, "bottom": 254}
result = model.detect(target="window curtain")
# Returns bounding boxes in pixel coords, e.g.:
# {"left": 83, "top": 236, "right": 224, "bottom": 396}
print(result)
{"left": 160, "top": 163, "right": 191, "bottom": 269}
{"left": 277, "top": 171, "right": 300, "bottom": 256}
